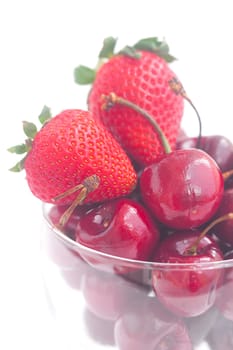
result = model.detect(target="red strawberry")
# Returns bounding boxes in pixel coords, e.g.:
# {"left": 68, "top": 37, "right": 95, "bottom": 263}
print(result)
{"left": 8, "top": 107, "right": 137, "bottom": 224}
{"left": 74, "top": 37, "right": 184, "bottom": 167}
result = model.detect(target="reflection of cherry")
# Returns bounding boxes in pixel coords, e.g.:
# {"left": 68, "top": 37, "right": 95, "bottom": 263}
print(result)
{"left": 207, "top": 314, "right": 233, "bottom": 350}
{"left": 184, "top": 306, "right": 219, "bottom": 346}
{"left": 140, "top": 148, "right": 224, "bottom": 229}
{"left": 59, "top": 256, "right": 89, "bottom": 290}
{"left": 75, "top": 198, "right": 160, "bottom": 262}
{"left": 114, "top": 295, "right": 192, "bottom": 350}
{"left": 42, "top": 225, "right": 80, "bottom": 269}
{"left": 81, "top": 269, "right": 141, "bottom": 321}
{"left": 216, "top": 250, "right": 233, "bottom": 321}
{"left": 83, "top": 308, "right": 115, "bottom": 346}
{"left": 152, "top": 231, "right": 224, "bottom": 317}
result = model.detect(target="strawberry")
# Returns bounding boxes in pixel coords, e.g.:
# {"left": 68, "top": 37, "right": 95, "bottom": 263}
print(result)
{"left": 74, "top": 37, "right": 184, "bottom": 167}
{"left": 8, "top": 107, "right": 137, "bottom": 225}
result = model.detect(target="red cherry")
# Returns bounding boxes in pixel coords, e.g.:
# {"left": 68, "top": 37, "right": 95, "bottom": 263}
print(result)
{"left": 48, "top": 204, "right": 90, "bottom": 239}
{"left": 114, "top": 295, "right": 192, "bottom": 350}
{"left": 140, "top": 148, "right": 224, "bottom": 229}
{"left": 75, "top": 198, "right": 160, "bottom": 262}
{"left": 210, "top": 189, "right": 233, "bottom": 246}
{"left": 152, "top": 231, "right": 224, "bottom": 317}
{"left": 176, "top": 134, "right": 233, "bottom": 173}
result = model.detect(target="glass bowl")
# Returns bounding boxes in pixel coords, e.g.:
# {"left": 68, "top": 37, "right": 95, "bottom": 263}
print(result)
{"left": 41, "top": 203, "right": 233, "bottom": 350}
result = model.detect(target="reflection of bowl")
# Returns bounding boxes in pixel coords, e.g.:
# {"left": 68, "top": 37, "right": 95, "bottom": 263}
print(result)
{"left": 41, "top": 203, "right": 233, "bottom": 350}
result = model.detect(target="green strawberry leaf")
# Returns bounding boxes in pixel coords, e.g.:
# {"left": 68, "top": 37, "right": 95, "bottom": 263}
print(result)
{"left": 98, "top": 36, "right": 117, "bottom": 58}
{"left": 38, "top": 105, "right": 52, "bottom": 125}
{"left": 118, "top": 45, "right": 141, "bottom": 59}
{"left": 74, "top": 65, "right": 96, "bottom": 85}
{"left": 8, "top": 106, "right": 50, "bottom": 173}
{"left": 23, "top": 121, "right": 37, "bottom": 139}
{"left": 133, "top": 37, "right": 176, "bottom": 62}
{"left": 7, "top": 143, "right": 28, "bottom": 154}
{"left": 133, "top": 37, "right": 161, "bottom": 51}
{"left": 9, "top": 156, "right": 26, "bottom": 172}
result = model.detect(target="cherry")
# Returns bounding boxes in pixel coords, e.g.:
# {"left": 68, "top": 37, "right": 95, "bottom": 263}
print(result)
{"left": 48, "top": 204, "right": 81, "bottom": 239}
{"left": 75, "top": 198, "right": 160, "bottom": 263}
{"left": 48, "top": 203, "right": 95, "bottom": 239}
{"left": 176, "top": 134, "right": 233, "bottom": 173}
{"left": 102, "top": 93, "right": 224, "bottom": 230}
{"left": 114, "top": 294, "right": 192, "bottom": 350}
{"left": 210, "top": 188, "right": 233, "bottom": 246}
{"left": 152, "top": 230, "right": 224, "bottom": 317}
{"left": 140, "top": 148, "right": 224, "bottom": 229}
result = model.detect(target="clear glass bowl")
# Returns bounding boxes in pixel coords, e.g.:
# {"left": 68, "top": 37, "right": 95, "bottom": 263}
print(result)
{"left": 41, "top": 203, "right": 233, "bottom": 350}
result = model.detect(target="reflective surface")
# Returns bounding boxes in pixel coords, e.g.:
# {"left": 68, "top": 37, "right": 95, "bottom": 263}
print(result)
{"left": 41, "top": 204, "right": 233, "bottom": 350}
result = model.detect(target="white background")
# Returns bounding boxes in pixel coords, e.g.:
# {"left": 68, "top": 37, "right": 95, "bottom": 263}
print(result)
{"left": 1, "top": 1, "right": 233, "bottom": 349}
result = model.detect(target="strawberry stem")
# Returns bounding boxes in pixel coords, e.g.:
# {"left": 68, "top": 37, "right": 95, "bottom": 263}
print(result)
{"left": 54, "top": 175, "right": 100, "bottom": 228}
{"left": 102, "top": 92, "right": 171, "bottom": 154}
{"left": 186, "top": 212, "right": 233, "bottom": 255}
{"left": 169, "top": 77, "right": 202, "bottom": 148}
{"left": 58, "top": 187, "right": 88, "bottom": 228}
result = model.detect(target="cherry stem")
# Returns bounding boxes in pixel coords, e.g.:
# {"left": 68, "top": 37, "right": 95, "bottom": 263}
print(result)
{"left": 102, "top": 92, "right": 171, "bottom": 154}
{"left": 169, "top": 77, "right": 202, "bottom": 149}
{"left": 222, "top": 169, "right": 233, "bottom": 182}
{"left": 187, "top": 212, "right": 233, "bottom": 255}
{"left": 53, "top": 175, "right": 100, "bottom": 228}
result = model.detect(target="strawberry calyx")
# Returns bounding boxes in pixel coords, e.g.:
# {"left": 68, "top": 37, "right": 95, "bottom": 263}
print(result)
{"left": 8, "top": 105, "right": 52, "bottom": 172}
{"left": 74, "top": 36, "right": 176, "bottom": 85}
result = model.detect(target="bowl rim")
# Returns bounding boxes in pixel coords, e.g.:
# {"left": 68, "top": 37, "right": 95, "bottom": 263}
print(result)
{"left": 42, "top": 203, "right": 233, "bottom": 271}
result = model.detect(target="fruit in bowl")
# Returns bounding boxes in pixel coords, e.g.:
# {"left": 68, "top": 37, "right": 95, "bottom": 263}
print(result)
{"left": 9, "top": 35, "right": 233, "bottom": 348}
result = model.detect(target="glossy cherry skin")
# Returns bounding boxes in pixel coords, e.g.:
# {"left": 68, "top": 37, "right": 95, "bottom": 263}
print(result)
{"left": 75, "top": 198, "right": 160, "bottom": 262}
{"left": 48, "top": 204, "right": 91, "bottom": 239}
{"left": 210, "top": 188, "right": 233, "bottom": 246}
{"left": 152, "top": 231, "right": 224, "bottom": 317}
{"left": 176, "top": 134, "right": 233, "bottom": 172}
{"left": 140, "top": 148, "right": 224, "bottom": 229}
{"left": 114, "top": 294, "right": 192, "bottom": 350}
